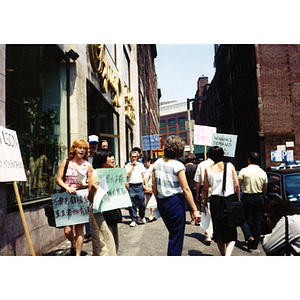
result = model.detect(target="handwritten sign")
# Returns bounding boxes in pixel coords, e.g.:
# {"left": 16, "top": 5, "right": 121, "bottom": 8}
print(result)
{"left": 0, "top": 126, "right": 26, "bottom": 182}
{"left": 194, "top": 125, "right": 217, "bottom": 146}
{"left": 211, "top": 133, "right": 237, "bottom": 157}
{"left": 93, "top": 168, "right": 132, "bottom": 213}
{"left": 51, "top": 189, "right": 90, "bottom": 227}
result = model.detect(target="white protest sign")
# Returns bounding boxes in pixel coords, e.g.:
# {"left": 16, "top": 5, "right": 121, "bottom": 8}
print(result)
{"left": 194, "top": 125, "right": 217, "bottom": 146}
{"left": 0, "top": 126, "right": 26, "bottom": 182}
{"left": 211, "top": 133, "right": 238, "bottom": 157}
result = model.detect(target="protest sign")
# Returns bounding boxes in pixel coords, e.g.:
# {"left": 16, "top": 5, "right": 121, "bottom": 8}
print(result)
{"left": 51, "top": 189, "right": 90, "bottom": 227}
{"left": 194, "top": 125, "right": 217, "bottom": 146}
{"left": 0, "top": 126, "right": 26, "bottom": 182}
{"left": 211, "top": 133, "right": 237, "bottom": 157}
{"left": 93, "top": 168, "right": 132, "bottom": 213}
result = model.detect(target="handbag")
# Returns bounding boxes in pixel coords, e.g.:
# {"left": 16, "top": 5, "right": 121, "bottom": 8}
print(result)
{"left": 103, "top": 208, "right": 122, "bottom": 224}
{"left": 222, "top": 162, "right": 245, "bottom": 227}
{"left": 44, "top": 159, "right": 69, "bottom": 227}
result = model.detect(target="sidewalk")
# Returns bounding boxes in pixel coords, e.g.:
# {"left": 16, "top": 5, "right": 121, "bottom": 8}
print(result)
{"left": 43, "top": 235, "right": 93, "bottom": 256}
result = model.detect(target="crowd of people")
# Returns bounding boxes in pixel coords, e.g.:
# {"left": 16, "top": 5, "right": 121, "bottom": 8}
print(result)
{"left": 55, "top": 134, "right": 300, "bottom": 256}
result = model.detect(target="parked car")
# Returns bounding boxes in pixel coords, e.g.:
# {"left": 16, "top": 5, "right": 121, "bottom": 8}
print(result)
{"left": 261, "top": 168, "right": 300, "bottom": 234}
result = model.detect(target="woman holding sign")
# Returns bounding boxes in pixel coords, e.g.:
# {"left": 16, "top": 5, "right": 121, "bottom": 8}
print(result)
{"left": 56, "top": 139, "right": 93, "bottom": 256}
{"left": 88, "top": 149, "right": 127, "bottom": 256}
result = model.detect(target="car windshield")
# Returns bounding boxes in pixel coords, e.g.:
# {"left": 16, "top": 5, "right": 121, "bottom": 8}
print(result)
{"left": 284, "top": 174, "right": 300, "bottom": 201}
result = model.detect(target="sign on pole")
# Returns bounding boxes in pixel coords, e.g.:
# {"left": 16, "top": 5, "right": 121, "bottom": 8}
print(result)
{"left": 142, "top": 134, "right": 160, "bottom": 151}
{"left": 0, "top": 126, "right": 26, "bottom": 182}
{"left": 194, "top": 125, "right": 217, "bottom": 146}
{"left": 211, "top": 133, "right": 238, "bottom": 157}
{"left": 0, "top": 127, "right": 34, "bottom": 255}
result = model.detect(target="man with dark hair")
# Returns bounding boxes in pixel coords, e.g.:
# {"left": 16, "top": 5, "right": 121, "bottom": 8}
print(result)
{"left": 238, "top": 151, "right": 268, "bottom": 250}
{"left": 263, "top": 199, "right": 300, "bottom": 255}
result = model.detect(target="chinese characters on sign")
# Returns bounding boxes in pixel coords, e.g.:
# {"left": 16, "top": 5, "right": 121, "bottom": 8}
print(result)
{"left": 93, "top": 168, "right": 132, "bottom": 213}
{"left": 51, "top": 189, "right": 90, "bottom": 227}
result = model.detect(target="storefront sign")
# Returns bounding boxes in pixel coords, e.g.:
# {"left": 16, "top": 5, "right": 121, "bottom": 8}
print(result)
{"left": 93, "top": 168, "right": 132, "bottom": 213}
{"left": 88, "top": 44, "right": 122, "bottom": 108}
{"left": 194, "top": 125, "right": 217, "bottom": 146}
{"left": 51, "top": 189, "right": 90, "bottom": 227}
{"left": 0, "top": 126, "right": 26, "bottom": 182}
{"left": 211, "top": 133, "right": 237, "bottom": 157}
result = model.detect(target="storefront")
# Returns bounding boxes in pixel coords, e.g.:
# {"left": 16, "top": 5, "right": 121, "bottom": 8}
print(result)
{"left": 0, "top": 44, "right": 139, "bottom": 255}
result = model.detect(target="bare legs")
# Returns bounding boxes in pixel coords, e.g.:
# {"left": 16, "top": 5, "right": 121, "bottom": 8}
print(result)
{"left": 216, "top": 237, "right": 235, "bottom": 256}
{"left": 64, "top": 224, "right": 84, "bottom": 256}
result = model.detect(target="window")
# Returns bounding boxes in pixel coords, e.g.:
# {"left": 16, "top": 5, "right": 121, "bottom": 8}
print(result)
{"left": 160, "top": 128, "right": 166, "bottom": 134}
{"left": 123, "top": 47, "right": 131, "bottom": 89}
{"left": 106, "top": 44, "right": 117, "bottom": 63}
{"left": 6, "top": 45, "right": 68, "bottom": 207}
{"left": 179, "top": 132, "right": 187, "bottom": 139}
{"left": 178, "top": 117, "right": 186, "bottom": 125}
{"left": 169, "top": 127, "right": 176, "bottom": 133}
{"left": 160, "top": 120, "right": 166, "bottom": 127}
{"left": 168, "top": 118, "right": 176, "bottom": 126}
{"left": 179, "top": 125, "right": 185, "bottom": 131}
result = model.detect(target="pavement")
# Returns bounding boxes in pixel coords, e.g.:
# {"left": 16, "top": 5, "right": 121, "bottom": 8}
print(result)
{"left": 43, "top": 208, "right": 266, "bottom": 256}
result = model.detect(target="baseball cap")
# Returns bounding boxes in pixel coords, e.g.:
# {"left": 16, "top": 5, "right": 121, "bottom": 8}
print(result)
{"left": 87, "top": 135, "right": 99, "bottom": 143}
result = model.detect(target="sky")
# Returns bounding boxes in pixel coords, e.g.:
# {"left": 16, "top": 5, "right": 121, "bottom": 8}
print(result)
{"left": 155, "top": 44, "right": 216, "bottom": 103}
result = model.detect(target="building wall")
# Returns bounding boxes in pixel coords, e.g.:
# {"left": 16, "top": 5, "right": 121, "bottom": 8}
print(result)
{"left": 256, "top": 44, "right": 300, "bottom": 167}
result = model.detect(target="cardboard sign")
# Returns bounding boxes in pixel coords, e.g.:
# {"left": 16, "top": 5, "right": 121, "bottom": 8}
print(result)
{"left": 194, "top": 125, "right": 217, "bottom": 146}
{"left": 0, "top": 126, "right": 26, "bottom": 182}
{"left": 51, "top": 189, "right": 90, "bottom": 227}
{"left": 93, "top": 168, "right": 132, "bottom": 213}
{"left": 211, "top": 133, "right": 237, "bottom": 157}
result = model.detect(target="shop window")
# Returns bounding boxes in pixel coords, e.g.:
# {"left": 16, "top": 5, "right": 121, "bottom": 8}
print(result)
{"left": 5, "top": 45, "right": 68, "bottom": 208}
{"left": 168, "top": 118, "right": 176, "bottom": 126}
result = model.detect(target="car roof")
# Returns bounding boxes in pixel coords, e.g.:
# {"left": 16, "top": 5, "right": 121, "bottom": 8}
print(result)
{"left": 267, "top": 169, "right": 300, "bottom": 175}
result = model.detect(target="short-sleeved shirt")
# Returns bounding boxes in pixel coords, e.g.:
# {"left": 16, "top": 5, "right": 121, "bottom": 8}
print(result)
{"left": 194, "top": 158, "right": 214, "bottom": 185}
{"left": 238, "top": 164, "right": 268, "bottom": 194}
{"left": 125, "top": 161, "right": 146, "bottom": 184}
{"left": 153, "top": 158, "right": 185, "bottom": 199}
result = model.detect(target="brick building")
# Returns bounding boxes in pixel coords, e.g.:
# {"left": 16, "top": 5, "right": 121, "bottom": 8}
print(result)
{"left": 137, "top": 45, "right": 161, "bottom": 155}
{"left": 204, "top": 44, "right": 300, "bottom": 169}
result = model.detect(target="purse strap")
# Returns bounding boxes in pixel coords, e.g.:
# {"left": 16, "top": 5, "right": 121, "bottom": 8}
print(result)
{"left": 63, "top": 159, "right": 69, "bottom": 182}
{"left": 285, "top": 216, "right": 290, "bottom": 256}
{"left": 222, "top": 162, "right": 227, "bottom": 196}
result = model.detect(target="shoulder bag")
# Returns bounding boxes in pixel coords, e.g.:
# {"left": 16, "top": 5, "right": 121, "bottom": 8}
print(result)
{"left": 222, "top": 162, "right": 245, "bottom": 227}
{"left": 103, "top": 209, "right": 122, "bottom": 224}
{"left": 44, "top": 159, "right": 69, "bottom": 227}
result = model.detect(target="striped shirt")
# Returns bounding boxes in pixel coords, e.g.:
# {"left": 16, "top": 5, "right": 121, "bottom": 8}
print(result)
{"left": 153, "top": 158, "right": 185, "bottom": 199}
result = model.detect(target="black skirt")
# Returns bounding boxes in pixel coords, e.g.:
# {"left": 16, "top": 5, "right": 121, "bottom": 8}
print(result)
{"left": 210, "top": 194, "right": 237, "bottom": 243}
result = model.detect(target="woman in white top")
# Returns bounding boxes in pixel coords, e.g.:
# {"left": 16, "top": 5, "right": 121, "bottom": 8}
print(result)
{"left": 152, "top": 136, "right": 201, "bottom": 256}
{"left": 202, "top": 146, "right": 240, "bottom": 256}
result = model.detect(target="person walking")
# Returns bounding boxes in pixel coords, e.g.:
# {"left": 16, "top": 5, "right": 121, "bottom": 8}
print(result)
{"left": 88, "top": 149, "right": 123, "bottom": 255}
{"left": 56, "top": 139, "right": 93, "bottom": 256}
{"left": 143, "top": 156, "right": 157, "bottom": 222}
{"left": 125, "top": 150, "right": 147, "bottom": 227}
{"left": 152, "top": 135, "right": 201, "bottom": 256}
{"left": 83, "top": 134, "right": 99, "bottom": 243}
{"left": 184, "top": 153, "right": 199, "bottom": 225}
{"left": 202, "top": 146, "right": 240, "bottom": 256}
{"left": 194, "top": 149, "right": 214, "bottom": 245}
{"left": 238, "top": 152, "right": 268, "bottom": 250}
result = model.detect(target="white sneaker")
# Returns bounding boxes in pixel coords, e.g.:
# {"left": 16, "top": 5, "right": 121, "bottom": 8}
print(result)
{"left": 130, "top": 221, "right": 137, "bottom": 227}
{"left": 141, "top": 217, "right": 146, "bottom": 224}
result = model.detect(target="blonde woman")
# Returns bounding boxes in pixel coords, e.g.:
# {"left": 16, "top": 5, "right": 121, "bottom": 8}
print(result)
{"left": 56, "top": 139, "right": 93, "bottom": 256}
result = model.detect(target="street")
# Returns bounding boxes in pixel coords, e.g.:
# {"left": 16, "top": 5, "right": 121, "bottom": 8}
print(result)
{"left": 44, "top": 208, "right": 266, "bottom": 256}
